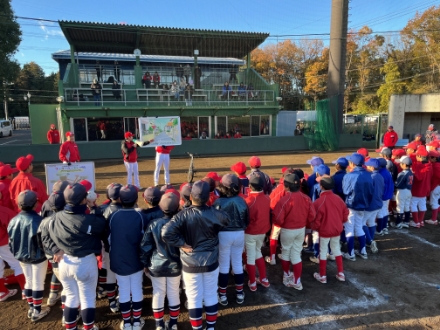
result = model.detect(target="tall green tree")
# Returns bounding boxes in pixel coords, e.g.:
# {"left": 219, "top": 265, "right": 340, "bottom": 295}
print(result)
{"left": 0, "top": 0, "right": 21, "bottom": 82}
{"left": 377, "top": 59, "right": 406, "bottom": 112}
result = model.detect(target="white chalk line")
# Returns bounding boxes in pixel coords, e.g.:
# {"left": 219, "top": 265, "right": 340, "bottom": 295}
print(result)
{"left": 393, "top": 229, "right": 440, "bottom": 249}
{"left": 0, "top": 139, "right": 18, "bottom": 145}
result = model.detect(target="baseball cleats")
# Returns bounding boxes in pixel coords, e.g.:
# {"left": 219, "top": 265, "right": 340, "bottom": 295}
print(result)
{"left": 0, "top": 289, "right": 17, "bottom": 302}
{"left": 256, "top": 277, "right": 270, "bottom": 288}
{"left": 309, "top": 256, "right": 319, "bottom": 264}
{"left": 265, "top": 256, "right": 276, "bottom": 265}
{"left": 383, "top": 228, "right": 389, "bottom": 234}
{"left": 313, "top": 273, "right": 327, "bottom": 284}
{"left": 401, "top": 222, "right": 409, "bottom": 228}
{"left": 291, "top": 279, "right": 303, "bottom": 291}
{"left": 327, "top": 253, "right": 336, "bottom": 261}
{"left": 395, "top": 223, "right": 403, "bottom": 229}
{"left": 370, "top": 241, "right": 379, "bottom": 254}
{"left": 47, "top": 292, "right": 61, "bottom": 306}
{"left": 336, "top": 272, "right": 346, "bottom": 282}
{"left": 342, "top": 252, "right": 356, "bottom": 261}
{"left": 120, "top": 321, "right": 132, "bottom": 329}
{"left": 354, "top": 250, "right": 368, "bottom": 260}
{"left": 97, "top": 286, "right": 107, "bottom": 299}
{"left": 283, "top": 274, "right": 294, "bottom": 287}
{"left": 27, "top": 307, "right": 33, "bottom": 319}
{"left": 31, "top": 306, "right": 50, "bottom": 322}
{"left": 218, "top": 295, "right": 228, "bottom": 306}
{"left": 110, "top": 300, "right": 120, "bottom": 313}
{"left": 377, "top": 230, "right": 385, "bottom": 236}
{"left": 425, "top": 219, "right": 438, "bottom": 225}
{"left": 132, "top": 318, "right": 145, "bottom": 330}
{"left": 409, "top": 221, "right": 420, "bottom": 228}
{"left": 236, "top": 292, "right": 245, "bottom": 304}
{"left": 248, "top": 281, "right": 257, "bottom": 292}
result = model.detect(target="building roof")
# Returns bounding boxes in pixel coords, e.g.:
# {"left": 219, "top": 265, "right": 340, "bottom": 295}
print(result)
{"left": 59, "top": 21, "right": 269, "bottom": 58}
{"left": 52, "top": 50, "right": 245, "bottom": 65}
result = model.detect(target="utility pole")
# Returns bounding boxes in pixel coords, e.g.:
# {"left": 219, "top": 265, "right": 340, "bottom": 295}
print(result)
{"left": 327, "top": 0, "right": 349, "bottom": 133}
{"left": 3, "top": 81, "right": 8, "bottom": 120}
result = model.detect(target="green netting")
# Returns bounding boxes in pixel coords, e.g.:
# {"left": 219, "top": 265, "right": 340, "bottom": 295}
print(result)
{"left": 303, "top": 95, "right": 339, "bottom": 151}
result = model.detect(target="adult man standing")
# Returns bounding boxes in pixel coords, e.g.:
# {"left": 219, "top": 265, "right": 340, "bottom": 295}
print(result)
{"left": 425, "top": 124, "right": 438, "bottom": 144}
{"left": 383, "top": 126, "right": 398, "bottom": 150}
{"left": 47, "top": 124, "right": 60, "bottom": 144}
{"left": 154, "top": 145, "right": 174, "bottom": 187}
{"left": 59, "top": 132, "right": 81, "bottom": 164}
{"left": 9, "top": 154, "right": 48, "bottom": 213}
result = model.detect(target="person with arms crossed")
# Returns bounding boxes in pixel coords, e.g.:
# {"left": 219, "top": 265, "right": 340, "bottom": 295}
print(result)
{"left": 47, "top": 124, "right": 60, "bottom": 144}
{"left": 382, "top": 125, "right": 398, "bottom": 150}
{"left": 59, "top": 131, "right": 81, "bottom": 164}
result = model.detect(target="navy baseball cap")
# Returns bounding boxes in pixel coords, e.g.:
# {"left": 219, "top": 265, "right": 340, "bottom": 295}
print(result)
{"left": 332, "top": 157, "right": 349, "bottom": 168}
{"left": 377, "top": 158, "right": 387, "bottom": 168}
{"left": 191, "top": 180, "right": 210, "bottom": 200}
{"left": 107, "top": 183, "right": 123, "bottom": 200}
{"left": 221, "top": 173, "right": 240, "bottom": 189}
{"left": 17, "top": 190, "right": 37, "bottom": 208}
{"left": 348, "top": 153, "right": 365, "bottom": 166}
{"left": 365, "top": 158, "right": 380, "bottom": 169}
{"left": 64, "top": 183, "right": 88, "bottom": 206}
{"left": 315, "top": 164, "right": 330, "bottom": 176}
{"left": 306, "top": 156, "right": 324, "bottom": 167}
{"left": 284, "top": 173, "right": 300, "bottom": 187}
{"left": 52, "top": 180, "right": 69, "bottom": 193}
{"left": 159, "top": 192, "right": 180, "bottom": 214}
{"left": 180, "top": 183, "right": 192, "bottom": 199}
{"left": 143, "top": 186, "right": 161, "bottom": 203}
{"left": 48, "top": 191, "right": 66, "bottom": 211}
{"left": 316, "top": 175, "right": 335, "bottom": 190}
{"left": 119, "top": 184, "right": 139, "bottom": 204}
{"left": 249, "top": 173, "right": 265, "bottom": 191}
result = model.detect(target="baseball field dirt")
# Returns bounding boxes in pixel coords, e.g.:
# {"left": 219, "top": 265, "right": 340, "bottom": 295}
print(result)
{"left": 2, "top": 150, "right": 440, "bottom": 329}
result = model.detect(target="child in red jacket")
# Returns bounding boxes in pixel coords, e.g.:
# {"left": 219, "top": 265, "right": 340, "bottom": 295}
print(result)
{"left": 426, "top": 151, "right": 440, "bottom": 225}
{"left": 310, "top": 176, "right": 348, "bottom": 283}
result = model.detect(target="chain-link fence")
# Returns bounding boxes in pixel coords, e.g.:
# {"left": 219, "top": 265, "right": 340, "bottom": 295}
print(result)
{"left": 342, "top": 113, "right": 388, "bottom": 146}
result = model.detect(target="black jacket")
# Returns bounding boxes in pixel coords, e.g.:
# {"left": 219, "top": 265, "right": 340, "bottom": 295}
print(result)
{"left": 137, "top": 206, "right": 164, "bottom": 225}
{"left": 161, "top": 205, "right": 229, "bottom": 273}
{"left": 8, "top": 210, "right": 46, "bottom": 264}
{"left": 140, "top": 215, "right": 181, "bottom": 277}
{"left": 212, "top": 196, "right": 249, "bottom": 231}
{"left": 102, "top": 202, "right": 122, "bottom": 252}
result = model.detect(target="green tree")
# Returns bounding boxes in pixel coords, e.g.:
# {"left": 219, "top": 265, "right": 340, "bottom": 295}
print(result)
{"left": 377, "top": 59, "right": 406, "bottom": 112}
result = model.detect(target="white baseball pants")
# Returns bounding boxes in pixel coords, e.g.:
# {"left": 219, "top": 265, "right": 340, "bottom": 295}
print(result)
{"left": 319, "top": 237, "right": 341, "bottom": 260}
{"left": 344, "top": 209, "right": 364, "bottom": 237}
{"left": 411, "top": 196, "right": 427, "bottom": 212}
{"left": 244, "top": 234, "right": 265, "bottom": 265}
{"left": 154, "top": 153, "right": 170, "bottom": 185}
{"left": 124, "top": 161, "right": 140, "bottom": 188}
{"left": 182, "top": 267, "right": 219, "bottom": 309}
{"left": 378, "top": 200, "right": 390, "bottom": 218}
{"left": 430, "top": 186, "right": 440, "bottom": 209}
{"left": 20, "top": 260, "right": 48, "bottom": 291}
{"left": 150, "top": 275, "right": 181, "bottom": 309}
{"left": 396, "top": 189, "right": 412, "bottom": 213}
{"left": 115, "top": 270, "right": 143, "bottom": 303}
{"left": 280, "top": 227, "right": 305, "bottom": 264}
{"left": 102, "top": 250, "right": 116, "bottom": 283}
{"left": 58, "top": 253, "right": 98, "bottom": 309}
{"left": 0, "top": 244, "right": 23, "bottom": 277}
{"left": 363, "top": 210, "right": 380, "bottom": 227}
{"left": 218, "top": 231, "right": 244, "bottom": 274}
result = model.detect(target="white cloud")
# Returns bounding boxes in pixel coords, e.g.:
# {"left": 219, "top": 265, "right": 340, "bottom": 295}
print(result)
{"left": 38, "top": 21, "right": 64, "bottom": 40}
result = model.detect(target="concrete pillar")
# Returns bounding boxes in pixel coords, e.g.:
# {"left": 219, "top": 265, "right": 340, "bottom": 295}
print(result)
{"left": 388, "top": 95, "right": 405, "bottom": 138}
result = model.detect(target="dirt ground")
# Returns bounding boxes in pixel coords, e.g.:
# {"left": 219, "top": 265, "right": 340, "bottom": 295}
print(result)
{"left": 2, "top": 150, "right": 440, "bottom": 329}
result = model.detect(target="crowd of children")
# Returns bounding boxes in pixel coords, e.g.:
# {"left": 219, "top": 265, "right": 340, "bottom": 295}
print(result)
{"left": 0, "top": 138, "right": 439, "bottom": 330}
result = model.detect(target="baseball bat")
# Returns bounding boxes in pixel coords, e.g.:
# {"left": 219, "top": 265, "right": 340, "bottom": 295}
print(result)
{"left": 133, "top": 139, "right": 145, "bottom": 147}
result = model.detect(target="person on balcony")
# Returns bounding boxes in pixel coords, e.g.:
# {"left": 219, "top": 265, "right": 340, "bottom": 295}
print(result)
{"left": 112, "top": 80, "right": 121, "bottom": 101}
{"left": 114, "top": 61, "right": 120, "bottom": 82}
{"left": 91, "top": 79, "right": 102, "bottom": 106}
{"left": 95, "top": 61, "right": 102, "bottom": 82}
{"left": 152, "top": 72, "right": 160, "bottom": 88}
{"left": 184, "top": 64, "right": 191, "bottom": 83}
{"left": 176, "top": 65, "right": 184, "bottom": 79}
{"left": 222, "top": 82, "right": 232, "bottom": 100}
{"left": 170, "top": 81, "right": 180, "bottom": 100}
{"left": 179, "top": 77, "right": 186, "bottom": 93}
{"left": 142, "top": 72, "right": 152, "bottom": 89}
{"left": 184, "top": 84, "right": 194, "bottom": 106}
{"left": 238, "top": 83, "right": 247, "bottom": 100}
{"left": 229, "top": 65, "right": 238, "bottom": 83}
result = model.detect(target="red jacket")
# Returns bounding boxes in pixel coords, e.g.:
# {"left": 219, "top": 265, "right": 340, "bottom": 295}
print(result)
{"left": 156, "top": 146, "right": 174, "bottom": 154}
{"left": 272, "top": 191, "right": 316, "bottom": 229}
{"left": 0, "top": 206, "right": 16, "bottom": 246}
{"left": 0, "top": 178, "right": 14, "bottom": 211}
{"left": 269, "top": 184, "right": 286, "bottom": 210}
{"left": 47, "top": 129, "right": 60, "bottom": 144}
{"left": 412, "top": 161, "right": 432, "bottom": 197}
{"left": 9, "top": 172, "right": 48, "bottom": 213}
{"left": 383, "top": 130, "right": 399, "bottom": 147}
{"left": 122, "top": 140, "right": 138, "bottom": 163}
{"left": 245, "top": 191, "right": 271, "bottom": 235}
{"left": 59, "top": 141, "right": 81, "bottom": 162}
{"left": 430, "top": 162, "right": 440, "bottom": 191}
{"left": 311, "top": 190, "right": 348, "bottom": 238}
{"left": 206, "top": 191, "right": 219, "bottom": 207}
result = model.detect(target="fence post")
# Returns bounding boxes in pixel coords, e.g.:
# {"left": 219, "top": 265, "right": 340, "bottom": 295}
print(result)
{"left": 376, "top": 114, "right": 382, "bottom": 149}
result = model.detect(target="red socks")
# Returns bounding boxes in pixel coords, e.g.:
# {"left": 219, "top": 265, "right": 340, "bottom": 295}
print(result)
{"left": 419, "top": 211, "right": 426, "bottom": 223}
{"left": 319, "top": 260, "right": 327, "bottom": 277}
{"left": 335, "top": 256, "right": 344, "bottom": 274}
{"left": 432, "top": 208, "right": 439, "bottom": 221}
{"left": 412, "top": 212, "right": 419, "bottom": 224}
{"left": 255, "top": 257, "right": 267, "bottom": 280}
{"left": 281, "top": 260, "right": 290, "bottom": 275}
{"left": 246, "top": 264, "right": 256, "bottom": 284}
{"left": 15, "top": 273, "right": 26, "bottom": 291}
{"left": 269, "top": 239, "right": 277, "bottom": 259}
{"left": 292, "top": 262, "right": 302, "bottom": 284}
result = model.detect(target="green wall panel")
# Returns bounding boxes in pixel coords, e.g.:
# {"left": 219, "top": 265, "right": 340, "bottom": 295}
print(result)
{"left": 29, "top": 104, "right": 58, "bottom": 144}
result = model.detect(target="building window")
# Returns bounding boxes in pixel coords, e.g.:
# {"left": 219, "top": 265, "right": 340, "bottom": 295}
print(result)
{"left": 71, "top": 118, "right": 88, "bottom": 141}
{"left": 228, "top": 116, "right": 250, "bottom": 136}
{"left": 251, "top": 115, "right": 270, "bottom": 136}
{"left": 198, "top": 117, "right": 210, "bottom": 138}
{"left": 216, "top": 116, "right": 227, "bottom": 137}
{"left": 86, "top": 117, "right": 124, "bottom": 141}
{"left": 181, "top": 116, "right": 198, "bottom": 139}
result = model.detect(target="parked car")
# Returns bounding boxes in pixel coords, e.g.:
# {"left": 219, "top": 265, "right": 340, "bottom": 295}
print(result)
{"left": 0, "top": 120, "right": 12, "bottom": 137}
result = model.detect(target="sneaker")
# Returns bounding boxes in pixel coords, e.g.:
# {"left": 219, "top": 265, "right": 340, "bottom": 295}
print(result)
{"left": 248, "top": 281, "right": 257, "bottom": 292}
{"left": 31, "top": 306, "right": 51, "bottom": 322}
{"left": 370, "top": 241, "right": 379, "bottom": 254}
{"left": 327, "top": 253, "right": 336, "bottom": 261}
{"left": 97, "top": 286, "right": 107, "bottom": 299}
{"left": 336, "top": 272, "right": 346, "bottom": 282}
{"left": 291, "top": 279, "right": 303, "bottom": 291}
{"left": 409, "top": 221, "right": 420, "bottom": 228}
{"left": 419, "top": 220, "right": 425, "bottom": 227}
{"left": 401, "top": 222, "right": 409, "bottom": 228}
{"left": 47, "top": 292, "right": 61, "bottom": 306}
{"left": 313, "top": 273, "right": 327, "bottom": 284}
{"left": 132, "top": 318, "right": 145, "bottom": 330}
{"left": 256, "top": 277, "right": 270, "bottom": 288}
{"left": 389, "top": 222, "right": 396, "bottom": 228}
{"left": 27, "top": 307, "right": 33, "bottom": 319}
{"left": 377, "top": 230, "right": 385, "bottom": 236}
{"left": 218, "top": 295, "right": 228, "bottom": 306}
{"left": 342, "top": 252, "right": 356, "bottom": 261}
{"left": 265, "top": 256, "right": 276, "bottom": 266}
{"left": 425, "top": 219, "right": 438, "bottom": 225}
{"left": 164, "top": 321, "right": 178, "bottom": 330}
{"left": 395, "top": 223, "right": 403, "bottom": 229}
{"left": 354, "top": 250, "right": 368, "bottom": 260}
{"left": 110, "top": 300, "right": 120, "bottom": 313}
{"left": 0, "top": 289, "right": 17, "bottom": 302}
{"left": 120, "top": 320, "right": 133, "bottom": 330}
{"left": 283, "top": 274, "right": 294, "bottom": 288}
{"left": 309, "top": 256, "right": 319, "bottom": 264}
{"left": 383, "top": 228, "right": 389, "bottom": 234}
{"left": 236, "top": 292, "right": 245, "bottom": 304}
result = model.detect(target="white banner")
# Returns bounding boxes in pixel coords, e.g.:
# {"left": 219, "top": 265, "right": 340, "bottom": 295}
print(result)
{"left": 138, "top": 116, "right": 182, "bottom": 147}
{"left": 44, "top": 162, "right": 96, "bottom": 194}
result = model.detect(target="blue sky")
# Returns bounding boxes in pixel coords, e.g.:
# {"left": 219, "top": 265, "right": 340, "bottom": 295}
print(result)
{"left": 10, "top": 0, "right": 440, "bottom": 74}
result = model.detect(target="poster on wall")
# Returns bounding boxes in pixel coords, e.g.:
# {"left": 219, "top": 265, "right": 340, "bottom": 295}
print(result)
{"left": 138, "top": 116, "right": 182, "bottom": 147}
{"left": 44, "top": 162, "right": 96, "bottom": 194}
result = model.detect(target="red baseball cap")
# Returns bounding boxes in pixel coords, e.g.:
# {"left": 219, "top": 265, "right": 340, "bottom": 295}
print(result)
{"left": 79, "top": 180, "right": 92, "bottom": 192}
{"left": 429, "top": 150, "right": 440, "bottom": 158}
{"left": 416, "top": 146, "right": 428, "bottom": 157}
{"left": 357, "top": 148, "right": 369, "bottom": 157}
{"left": 206, "top": 172, "right": 222, "bottom": 182}
{"left": 124, "top": 132, "right": 133, "bottom": 139}
{"left": 392, "top": 149, "right": 406, "bottom": 157}
{"left": 426, "top": 141, "right": 439, "bottom": 148}
{"left": 248, "top": 156, "right": 262, "bottom": 168}
{"left": 16, "top": 154, "right": 34, "bottom": 171}
{"left": 230, "top": 162, "right": 247, "bottom": 175}
{"left": 403, "top": 142, "right": 418, "bottom": 150}
{"left": 0, "top": 164, "right": 19, "bottom": 176}
{"left": 65, "top": 131, "right": 74, "bottom": 137}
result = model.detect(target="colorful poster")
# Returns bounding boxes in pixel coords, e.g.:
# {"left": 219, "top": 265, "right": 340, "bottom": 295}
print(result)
{"left": 44, "top": 162, "right": 96, "bottom": 194}
{"left": 138, "top": 116, "right": 182, "bottom": 147}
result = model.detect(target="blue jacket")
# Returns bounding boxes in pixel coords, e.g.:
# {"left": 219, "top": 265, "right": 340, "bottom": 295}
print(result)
{"left": 395, "top": 169, "right": 413, "bottom": 190}
{"left": 332, "top": 170, "right": 346, "bottom": 199}
{"left": 342, "top": 166, "right": 374, "bottom": 211}
{"left": 311, "top": 183, "right": 321, "bottom": 202}
{"left": 367, "top": 171, "right": 384, "bottom": 211}
{"left": 379, "top": 168, "right": 394, "bottom": 201}
{"left": 307, "top": 173, "right": 317, "bottom": 198}
{"left": 109, "top": 208, "right": 147, "bottom": 276}
{"left": 8, "top": 210, "right": 46, "bottom": 264}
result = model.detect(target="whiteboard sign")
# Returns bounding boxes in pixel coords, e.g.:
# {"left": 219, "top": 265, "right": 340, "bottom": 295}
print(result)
{"left": 44, "top": 162, "right": 96, "bottom": 194}
{"left": 138, "top": 116, "right": 182, "bottom": 147}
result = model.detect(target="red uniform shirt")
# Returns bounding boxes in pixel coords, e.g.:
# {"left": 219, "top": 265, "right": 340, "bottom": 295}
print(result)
{"left": 430, "top": 162, "right": 440, "bottom": 191}
{"left": 47, "top": 129, "right": 60, "bottom": 144}
{"left": 311, "top": 190, "right": 348, "bottom": 238}
{"left": 383, "top": 130, "right": 399, "bottom": 148}
{"left": 272, "top": 191, "right": 316, "bottom": 229}
{"left": 0, "top": 178, "right": 14, "bottom": 211}
{"left": 269, "top": 184, "right": 286, "bottom": 210}
{"left": 206, "top": 191, "right": 219, "bottom": 207}
{"left": 59, "top": 141, "right": 81, "bottom": 162}
{"left": 245, "top": 191, "right": 271, "bottom": 235}
{"left": 122, "top": 140, "right": 138, "bottom": 163}
{"left": 0, "top": 205, "right": 16, "bottom": 246}
{"left": 411, "top": 161, "right": 432, "bottom": 197}
{"left": 156, "top": 146, "right": 174, "bottom": 154}
{"left": 9, "top": 172, "right": 48, "bottom": 213}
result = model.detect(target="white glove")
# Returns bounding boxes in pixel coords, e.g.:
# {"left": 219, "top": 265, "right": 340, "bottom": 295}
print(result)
{"left": 63, "top": 161, "right": 68, "bottom": 164}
